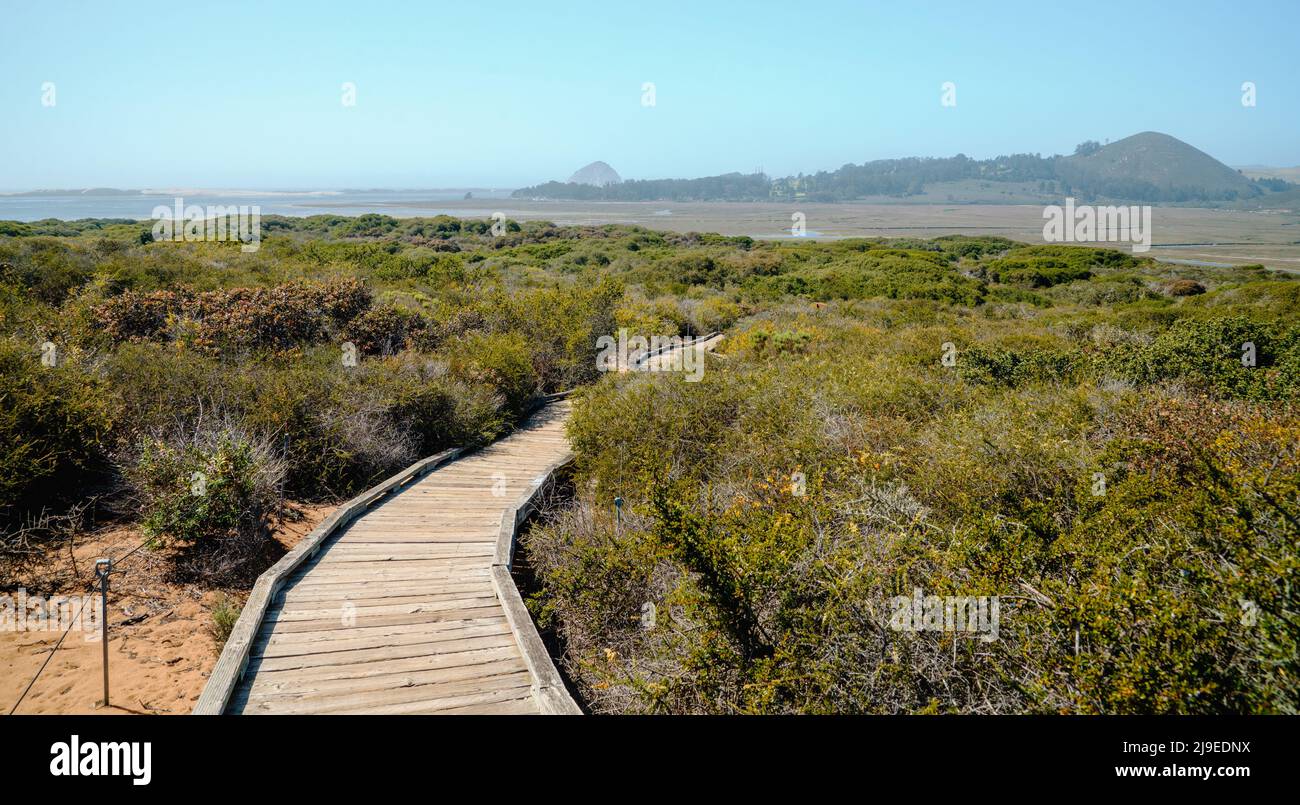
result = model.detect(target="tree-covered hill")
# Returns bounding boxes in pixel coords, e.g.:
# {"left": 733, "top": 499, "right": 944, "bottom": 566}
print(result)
{"left": 514, "top": 133, "right": 1294, "bottom": 204}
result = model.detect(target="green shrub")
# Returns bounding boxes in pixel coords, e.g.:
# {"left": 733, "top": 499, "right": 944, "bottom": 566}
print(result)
{"left": 691, "top": 297, "right": 749, "bottom": 332}
{"left": 1166, "top": 278, "right": 1206, "bottom": 296}
{"left": 93, "top": 277, "right": 372, "bottom": 353}
{"left": 344, "top": 303, "right": 428, "bottom": 356}
{"left": 1053, "top": 277, "right": 1154, "bottom": 306}
{"left": 127, "top": 429, "right": 285, "bottom": 582}
{"left": 957, "top": 344, "right": 1079, "bottom": 387}
{"left": 5, "top": 220, "right": 1296, "bottom": 710}
{"left": 449, "top": 332, "right": 539, "bottom": 416}
{"left": 0, "top": 339, "right": 117, "bottom": 526}
{"left": 0, "top": 239, "right": 97, "bottom": 305}
{"left": 784, "top": 251, "right": 986, "bottom": 306}
{"left": 209, "top": 593, "right": 240, "bottom": 647}
{"left": 751, "top": 328, "right": 812, "bottom": 355}
{"left": 1104, "top": 315, "right": 1300, "bottom": 399}
{"left": 528, "top": 298, "right": 1299, "bottom": 714}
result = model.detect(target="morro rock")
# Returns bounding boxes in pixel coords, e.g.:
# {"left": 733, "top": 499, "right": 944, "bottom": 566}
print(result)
{"left": 568, "top": 161, "right": 622, "bottom": 187}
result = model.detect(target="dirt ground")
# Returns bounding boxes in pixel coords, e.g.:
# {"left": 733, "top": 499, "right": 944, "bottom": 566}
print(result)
{"left": 0, "top": 504, "right": 331, "bottom": 715}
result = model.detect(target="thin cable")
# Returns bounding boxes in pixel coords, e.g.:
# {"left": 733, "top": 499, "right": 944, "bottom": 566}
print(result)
{"left": 5, "top": 535, "right": 150, "bottom": 716}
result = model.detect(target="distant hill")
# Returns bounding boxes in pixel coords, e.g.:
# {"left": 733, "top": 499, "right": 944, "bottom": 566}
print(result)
{"left": 1056, "top": 132, "right": 1256, "bottom": 202}
{"left": 515, "top": 133, "right": 1290, "bottom": 205}
{"left": 568, "top": 161, "right": 621, "bottom": 187}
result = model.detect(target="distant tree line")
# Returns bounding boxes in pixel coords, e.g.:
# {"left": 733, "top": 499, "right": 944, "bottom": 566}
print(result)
{"left": 516, "top": 145, "right": 1295, "bottom": 204}
{"left": 514, "top": 172, "right": 770, "bottom": 202}
{"left": 786, "top": 153, "right": 1058, "bottom": 201}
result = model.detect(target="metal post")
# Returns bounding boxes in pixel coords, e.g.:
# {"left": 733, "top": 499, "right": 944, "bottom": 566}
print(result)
{"left": 614, "top": 497, "right": 623, "bottom": 535}
{"left": 95, "top": 558, "right": 111, "bottom": 707}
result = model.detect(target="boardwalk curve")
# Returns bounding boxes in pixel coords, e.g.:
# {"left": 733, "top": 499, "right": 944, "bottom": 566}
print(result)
{"left": 195, "top": 332, "right": 722, "bottom": 715}
{"left": 196, "top": 401, "right": 577, "bottom": 715}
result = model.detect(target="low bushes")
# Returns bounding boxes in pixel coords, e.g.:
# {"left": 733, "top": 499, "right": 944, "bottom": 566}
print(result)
{"left": 448, "top": 332, "right": 539, "bottom": 417}
{"left": 125, "top": 427, "right": 286, "bottom": 582}
{"left": 2, "top": 225, "right": 631, "bottom": 586}
{"left": 957, "top": 344, "right": 1079, "bottom": 386}
{"left": 92, "top": 277, "right": 372, "bottom": 353}
{"left": 526, "top": 285, "right": 1299, "bottom": 714}
{"left": 0, "top": 239, "right": 98, "bottom": 305}
{"left": 747, "top": 249, "right": 988, "bottom": 307}
{"left": 209, "top": 593, "right": 240, "bottom": 648}
{"left": 1166, "top": 278, "right": 1206, "bottom": 296}
{"left": 0, "top": 338, "right": 117, "bottom": 528}
{"left": 344, "top": 303, "right": 428, "bottom": 356}
{"left": 98, "top": 344, "right": 509, "bottom": 501}
{"left": 981, "top": 245, "right": 1141, "bottom": 288}
{"left": 1102, "top": 315, "right": 1300, "bottom": 400}
{"left": 3, "top": 220, "right": 1296, "bottom": 693}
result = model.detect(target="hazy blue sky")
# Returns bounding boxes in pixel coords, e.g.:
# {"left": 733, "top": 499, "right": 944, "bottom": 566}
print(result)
{"left": 2, "top": 0, "right": 1297, "bottom": 190}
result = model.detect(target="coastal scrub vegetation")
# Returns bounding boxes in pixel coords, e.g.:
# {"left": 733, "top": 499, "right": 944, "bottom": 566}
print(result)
{"left": 1, "top": 216, "right": 1296, "bottom": 714}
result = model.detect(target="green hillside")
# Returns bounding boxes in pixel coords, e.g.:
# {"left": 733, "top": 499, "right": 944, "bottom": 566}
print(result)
{"left": 1058, "top": 131, "right": 1258, "bottom": 202}
{"left": 517, "top": 133, "right": 1289, "bottom": 205}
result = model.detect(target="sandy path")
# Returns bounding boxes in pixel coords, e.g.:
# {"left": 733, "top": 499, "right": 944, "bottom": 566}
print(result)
{"left": 1, "top": 506, "right": 330, "bottom": 715}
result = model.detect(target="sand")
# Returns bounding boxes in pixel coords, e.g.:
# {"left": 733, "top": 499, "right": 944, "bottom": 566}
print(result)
{"left": 1, "top": 505, "right": 330, "bottom": 715}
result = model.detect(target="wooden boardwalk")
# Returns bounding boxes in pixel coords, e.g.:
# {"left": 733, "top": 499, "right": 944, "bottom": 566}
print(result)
{"left": 196, "top": 333, "right": 722, "bottom": 715}
{"left": 222, "top": 402, "right": 575, "bottom": 715}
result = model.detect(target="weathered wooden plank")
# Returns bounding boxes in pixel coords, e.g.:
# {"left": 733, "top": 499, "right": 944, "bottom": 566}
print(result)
{"left": 199, "top": 390, "right": 613, "bottom": 715}
{"left": 256, "top": 621, "right": 512, "bottom": 655}
{"left": 278, "top": 584, "right": 495, "bottom": 606}
{"left": 427, "top": 697, "right": 540, "bottom": 715}
{"left": 192, "top": 447, "right": 463, "bottom": 715}
{"left": 272, "top": 594, "right": 501, "bottom": 621}
{"left": 235, "top": 674, "right": 536, "bottom": 715}
{"left": 276, "top": 582, "right": 492, "bottom": 603}
{"left": 287, "top": 556, "right": 491, "bottom": 574}
{"left": 245, "top": 656, "right": 529, "bottom": 699}
{"left": 302, "top": 548, "right": 495, "bottom": 564}
{"left": 246, "top": 633, "right": 521, "bottom": 673}
{"left": 260, "top": 606, "right": 507, "bottom": 634}
{"left": 282, "top": 569, "right": 493, "bottom": 589}
{"left": 249, "top": 645, "right": 526, "bottom": 685}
